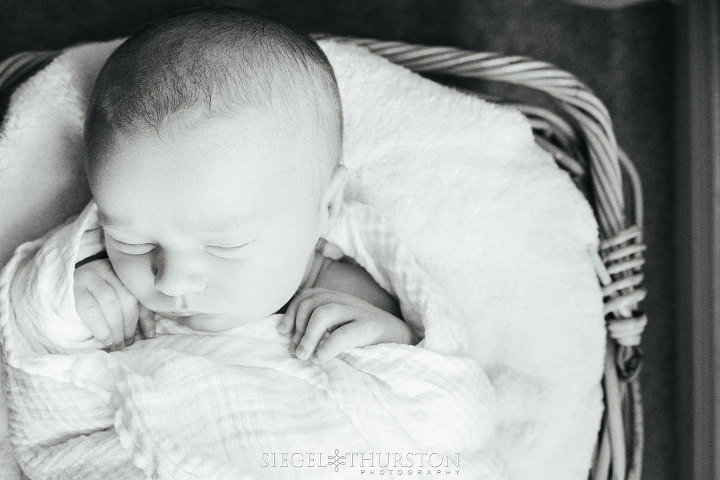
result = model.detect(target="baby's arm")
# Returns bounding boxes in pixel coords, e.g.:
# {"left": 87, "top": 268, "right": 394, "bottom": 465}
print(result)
{"left": 315, "top": 260, "right": 403, "bottom": 317}
{"left": 277, "top": 259, "right": 420, "bottom": 363}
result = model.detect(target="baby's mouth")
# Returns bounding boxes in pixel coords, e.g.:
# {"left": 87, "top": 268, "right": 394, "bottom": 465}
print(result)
{"left": 156, "top": 310, "right": 203, "bottom": 319}
{"left": 168, "top": 310, "right": 199, "bottom": 316}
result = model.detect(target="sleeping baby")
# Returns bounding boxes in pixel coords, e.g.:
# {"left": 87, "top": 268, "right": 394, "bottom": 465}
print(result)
{"left": 1, "top": 9, "right": 498, "bottom": 476}
{"left": 70, "top": 5, "right": 419, "bottom": 360}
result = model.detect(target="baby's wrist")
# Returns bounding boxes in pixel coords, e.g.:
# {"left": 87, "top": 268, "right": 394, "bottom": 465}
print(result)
{"left": 384, "top": 314, "right": 420, "bottom": 346}
{"left": 402, "top": 322, "right": 421, "bottom": 346}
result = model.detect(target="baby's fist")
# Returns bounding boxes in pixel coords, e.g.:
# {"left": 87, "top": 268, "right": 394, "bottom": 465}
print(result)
{"left": 74, "top": 259, "right": 154, "bottom": 350}
{"left": 277, "top": 288, "right": 418, "bottom": 363}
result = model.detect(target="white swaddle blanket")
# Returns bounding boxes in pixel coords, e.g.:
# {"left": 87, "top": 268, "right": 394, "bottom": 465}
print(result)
{"left": 0, "top": 39, "right": 605, "bottom": 479}
{"left": 1, "top": 199, "right": 496, "bottom": 479}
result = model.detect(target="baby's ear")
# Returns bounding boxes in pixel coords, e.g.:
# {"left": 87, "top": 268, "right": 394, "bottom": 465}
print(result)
{"left": 319, "top": 165, "right": 349, "bottom": 235}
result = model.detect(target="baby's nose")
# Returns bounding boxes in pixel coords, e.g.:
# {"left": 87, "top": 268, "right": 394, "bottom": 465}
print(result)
{"left": 153, "top": 251, "right": 206, "bottom": 297}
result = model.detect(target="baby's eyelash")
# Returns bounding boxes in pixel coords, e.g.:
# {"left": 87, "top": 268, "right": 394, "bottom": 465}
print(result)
{"left": 114, "top": 238, "right": 152, "bottom": 247}
{"left": 109, "top": 237, "right": 155, "bottom": 254}
{"left": 117, "top": 243, "right": 156, "bottom": 255}
{"left": 209, "top": 242, "right": 249, "bottom": 249}
{"left": 204, "top": 243, "right": 251, "bottom": 259}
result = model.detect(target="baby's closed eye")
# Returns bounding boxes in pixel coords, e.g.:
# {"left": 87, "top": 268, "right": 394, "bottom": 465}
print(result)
{"left": 203, "top": 242, "right": 252, "bottom": 259}
{"left": 110, "top": 239, "right": 156, "bottom": 255}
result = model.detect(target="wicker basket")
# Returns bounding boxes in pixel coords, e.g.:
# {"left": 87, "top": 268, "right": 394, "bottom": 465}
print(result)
{"left": 0, "top": 37, "right": 647, "bottom": 480}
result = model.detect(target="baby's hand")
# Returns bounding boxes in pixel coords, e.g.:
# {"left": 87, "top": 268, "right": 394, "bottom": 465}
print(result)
{"left": 74, "top": 259, "right": 155, "bottom": 351}
{"left": 277, "top": 287, "right": 418, "bottom": 363}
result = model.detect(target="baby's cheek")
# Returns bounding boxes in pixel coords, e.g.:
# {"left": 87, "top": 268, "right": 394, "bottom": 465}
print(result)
{"left": 216, "top": 261, "right": 268, "bottom": 306}
{"left": 216, "top": 260, "right": 293, "bottom": 317}
{"left": 108, "top": 250, "right": 154, "bottom": 297}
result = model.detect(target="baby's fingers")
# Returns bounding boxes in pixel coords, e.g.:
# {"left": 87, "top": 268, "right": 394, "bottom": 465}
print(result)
{"left": 86, "top": 281, "right": 126, "bottom": 351}
{"left": 294, "top": 303, "right": 351, "bottom": 360}
{"left": 101, "top": 273, "right": 140, "bottom": 346}
{"left": 313, "top": 321, "right": 374, "bottom": 364}
{"left": 278, "top": 288, "right": 322, "bottom": 335}
{"left": 74, "top": 289, "right": 113, "bottom": 348}
{"left": 138, "top": 305, "right": 156, "bottom": 339}
{"left": 280, "top": 288, "right": 335, "bottom": 346}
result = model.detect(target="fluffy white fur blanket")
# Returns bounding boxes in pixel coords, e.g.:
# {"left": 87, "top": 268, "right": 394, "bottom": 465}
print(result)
{"left": 0, "top": 39, "right": 605, "bottom": 479}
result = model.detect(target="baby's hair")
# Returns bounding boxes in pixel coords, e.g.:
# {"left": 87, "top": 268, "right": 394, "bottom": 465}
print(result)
{"left": 84, "top": 5, "right": 343, "bottom": 194}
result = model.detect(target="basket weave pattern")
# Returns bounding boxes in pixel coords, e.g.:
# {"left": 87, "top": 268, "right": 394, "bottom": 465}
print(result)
{"left": 311, "top": 35, "right": 647, "bottom": 480}
{"left": 0, "top": 38, "right": 647, "bottom": 480}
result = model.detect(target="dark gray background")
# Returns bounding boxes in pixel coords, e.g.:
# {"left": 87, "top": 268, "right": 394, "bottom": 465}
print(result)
{"left": 0, "top": 1, "right": 677, "bottom": 477}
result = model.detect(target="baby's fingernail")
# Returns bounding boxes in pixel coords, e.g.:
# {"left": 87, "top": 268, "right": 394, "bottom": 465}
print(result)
{"left": 102, "top": 337, "right": 113, "bottom": 347}
{"left": 125, "top": 337, "right": 135, "bottom": 347}
{"left": 296, "top": 345, "right": 306, "bottom": 359}
{"left": 289, "top": 344, "right": 296, "bottom": 355}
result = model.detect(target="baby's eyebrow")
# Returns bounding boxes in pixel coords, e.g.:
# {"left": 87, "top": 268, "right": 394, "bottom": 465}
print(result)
{"left": 201, "top": 215, "right": 256, "bottom": 236}
{"left": 96, "top": 209, "right": 256, "bottom": 237}
{"left": 203, "top": 216, "right": 253, "bottom": 233}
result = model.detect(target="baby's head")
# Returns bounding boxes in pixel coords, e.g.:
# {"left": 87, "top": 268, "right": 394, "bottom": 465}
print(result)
{"left": 84, "top": 6, "right": 346, "bottom": 331}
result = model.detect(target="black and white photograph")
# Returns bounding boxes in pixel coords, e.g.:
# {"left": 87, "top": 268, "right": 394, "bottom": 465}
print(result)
{"left": 0, "top": 1, "right": 714, "bottom": 479}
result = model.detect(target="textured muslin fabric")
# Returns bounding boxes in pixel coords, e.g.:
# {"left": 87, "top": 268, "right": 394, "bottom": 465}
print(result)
{"left": 0, "top": 38, "right": 605, "bottom": 479}
{"left": 1, "top": 200, "right": 497, "bottom": 479}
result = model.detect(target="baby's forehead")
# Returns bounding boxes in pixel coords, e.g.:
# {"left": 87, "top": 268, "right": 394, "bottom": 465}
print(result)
{"left": 93, "top": 126, "right": 322, "bottom": 238}
{"left": 93, "top": 113, "right": 326, "bottom": 201}
{"left": 166, "top": 110, "right": 323, "bottom": 169}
